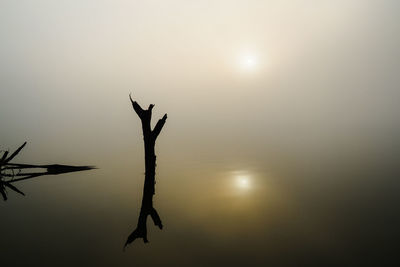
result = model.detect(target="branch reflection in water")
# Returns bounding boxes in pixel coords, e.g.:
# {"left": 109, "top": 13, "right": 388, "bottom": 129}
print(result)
{"left": 0, "top": 142, "right": 95, "bottom": 201}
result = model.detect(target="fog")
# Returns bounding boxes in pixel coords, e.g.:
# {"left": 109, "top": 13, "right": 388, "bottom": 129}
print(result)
{"left": 1, "top": 1, "right": 400, "bottom": 266}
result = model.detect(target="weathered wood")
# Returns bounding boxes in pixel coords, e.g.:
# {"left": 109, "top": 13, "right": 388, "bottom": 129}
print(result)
{"left": 125, "top": 94, "right": 167, "bottom": 247}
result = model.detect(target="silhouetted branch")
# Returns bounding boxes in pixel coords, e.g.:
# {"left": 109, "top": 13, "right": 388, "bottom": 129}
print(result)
{"left": 124, "top": 223, "right": 148, "bottom": 247}
{"left": 152, "top": 114, "right": 167, "bottom": 140}
{"left": 129, "top": 93, "right": 144, "bottom": 118}
{"left": 4, "top": 182, "right": 25, "bottom": 196}
{"left": 0, "top": 189, "right": 7, "bottom": 201}
{"left": 150, "top": 208, "right": 163, "bottom": 229}
{"left": 1, "top": 142, "right": 95, "bottom": 201}
{"left": 0, "top": 151, "right": 8, "bottom": 164}
{"left": 4, "top": 142, "right": 26, "bottom": 164}
{"left": 125, "top": 94, "right": 167, "bottom": 248}
{"left": 5, "top": 165, "right": 95, "bottom": 183}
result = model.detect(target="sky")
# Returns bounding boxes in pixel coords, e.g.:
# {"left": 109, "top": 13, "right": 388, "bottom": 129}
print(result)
{"left": 1, "top": 1, "right": 400, "bottom": 266}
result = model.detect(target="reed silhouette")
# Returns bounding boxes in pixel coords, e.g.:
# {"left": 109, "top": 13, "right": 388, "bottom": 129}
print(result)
{"left": 0, "top": 142, "right": 95, "bottom": 201}
{"left": 125, "top": 94, "right": 167, "bottom": 247}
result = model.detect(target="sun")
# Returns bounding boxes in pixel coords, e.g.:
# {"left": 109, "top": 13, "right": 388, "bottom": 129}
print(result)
{"left": 238, "top": 53, "right": 258, "bottom": 72}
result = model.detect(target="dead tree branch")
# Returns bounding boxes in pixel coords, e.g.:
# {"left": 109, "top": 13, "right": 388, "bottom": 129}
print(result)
{"left": 125, "top": 94, "right": 167, "bottom": 247}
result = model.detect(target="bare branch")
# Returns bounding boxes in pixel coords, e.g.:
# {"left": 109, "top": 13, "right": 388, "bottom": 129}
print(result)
{"left": 150, "top": 208, "right": 163, "bottom": 229}
{"left": 5, "top": 142, "right": 27, "bottom": 164}
{"left": 126, "top": 96, "right": 166, "bottom": 247}
{"left": 124, "top": 224, "right": 148, "bottom": 248}
{"left": 0, "top": 151, "right": 9, "bottom": 164}
{"left": 0, "top": 189, "right": 7, "bottom": 201}
{"left": 152, "top": 114, "right": 167, "bottom": 139}
{"left": 129, "top": 93, "right": 144, "bottom": 118}
{"left": 4, "top": 183, "right": 25, "bottom": 196}
{"left": 1, "top": 142, "right": 95, "bottom": 201}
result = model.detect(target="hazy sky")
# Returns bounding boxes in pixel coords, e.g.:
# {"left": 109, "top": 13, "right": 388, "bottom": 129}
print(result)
{"left": 1, "top": 1, "right": 400, "bottom": 266}
{"left": 1, "top": 0, "right": 399, "bottom": 160}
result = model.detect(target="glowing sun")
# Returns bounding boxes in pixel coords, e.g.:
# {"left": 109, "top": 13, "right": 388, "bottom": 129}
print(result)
{"left": 238, "top": 53, "right": 258, "bottom": 72}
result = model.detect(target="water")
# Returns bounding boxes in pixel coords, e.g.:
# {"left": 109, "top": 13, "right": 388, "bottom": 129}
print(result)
{"left": 1, "top": 132, "right": 399, "bottom": 266}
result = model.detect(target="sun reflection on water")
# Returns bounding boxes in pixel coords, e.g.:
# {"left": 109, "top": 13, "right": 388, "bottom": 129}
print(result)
{"left": 236, "top": 175, "right": 251, "bottom": 190}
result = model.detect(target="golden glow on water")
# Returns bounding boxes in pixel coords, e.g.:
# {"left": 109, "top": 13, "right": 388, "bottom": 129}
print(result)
{"left": 235, "top": 175, "right": 251, "bottom": 190}
{"left": 229, "top": 170, "right": 254, "bottom": 194}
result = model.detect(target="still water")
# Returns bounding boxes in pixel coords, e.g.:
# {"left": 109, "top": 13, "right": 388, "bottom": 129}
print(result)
{"left": 1, "top": 127, "right": 399, "bottom": 266}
